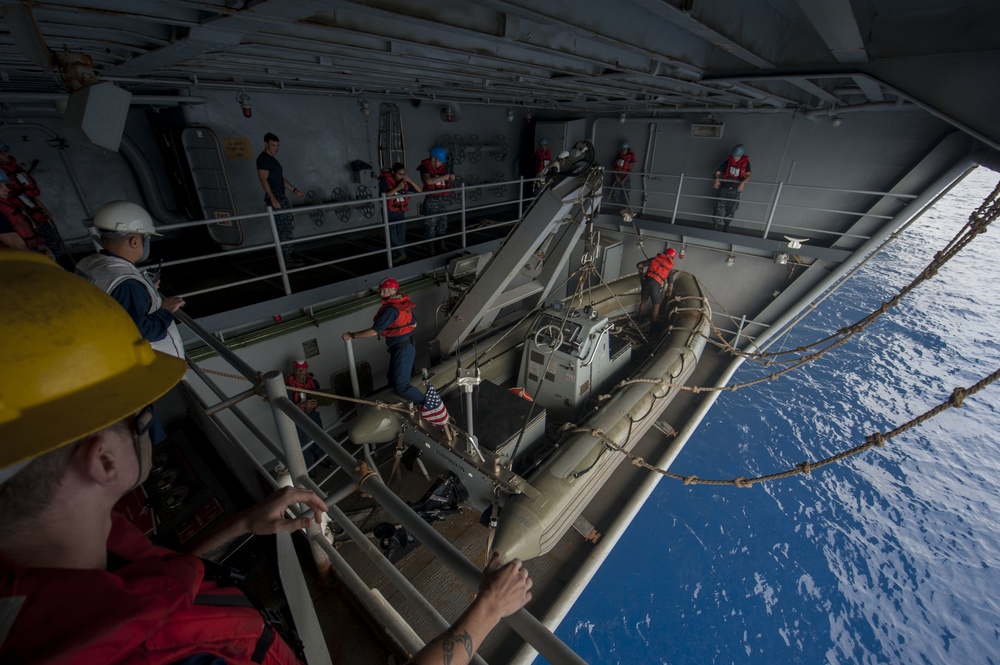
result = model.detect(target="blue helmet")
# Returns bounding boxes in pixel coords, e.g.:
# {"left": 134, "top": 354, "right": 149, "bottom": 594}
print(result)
{"left": 621, "top": 141, "right": 630, "bottom": 150}
{"left": 539, "top": 138, "right": 548, "bottom": 145}
{"left": 731, "top": 143, "right": 746, "bottom": 159}
{"left": 430, "top": 145, "right": 447, "bottom": 163}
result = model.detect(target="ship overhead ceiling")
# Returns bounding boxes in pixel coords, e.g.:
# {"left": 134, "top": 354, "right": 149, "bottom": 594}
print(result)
{"left": 0, "top": 0, "right": 997, "bottom": 147}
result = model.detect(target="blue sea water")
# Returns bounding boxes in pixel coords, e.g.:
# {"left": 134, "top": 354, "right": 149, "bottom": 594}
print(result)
{"left": 556, "top": 168, "right": 1000, "bottom": 664}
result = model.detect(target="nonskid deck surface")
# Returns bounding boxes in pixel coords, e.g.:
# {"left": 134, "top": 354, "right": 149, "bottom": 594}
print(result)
{"left": 327, "top": 340, "right": 733, "bottom": 663}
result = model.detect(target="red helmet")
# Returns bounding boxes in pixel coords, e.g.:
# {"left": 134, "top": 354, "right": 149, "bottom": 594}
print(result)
{"left": 379, "top": 278, "right": 399, "bottom": 290}
{"left": 665, "top": 248, "right": 677, "bottom": 258}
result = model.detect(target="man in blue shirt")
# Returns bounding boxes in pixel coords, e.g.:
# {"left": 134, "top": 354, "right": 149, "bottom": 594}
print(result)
{"left": 76, "top": 201, "right": 184, "bottom": 444}
{"left": 256, "top": 133, "right": 306, "bottom": 267}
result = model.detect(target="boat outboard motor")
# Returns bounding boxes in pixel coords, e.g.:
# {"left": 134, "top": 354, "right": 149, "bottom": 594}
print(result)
{"left": 410, "top": 471, "right": 469, "bottom": 521}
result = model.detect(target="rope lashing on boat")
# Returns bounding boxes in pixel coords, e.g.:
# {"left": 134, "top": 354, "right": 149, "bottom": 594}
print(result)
{"left": 199, "top": 367, "right": 415, "bottom": 415}
{"left": 625, "top": 179, "right": 1000, "bottom": 396}
{"left": 574, "top": 367, "right": 1000, "bottom": 488}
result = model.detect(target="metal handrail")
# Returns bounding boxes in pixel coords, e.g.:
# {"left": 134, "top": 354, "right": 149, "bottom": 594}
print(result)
{"left": 156, "top": 168, "right": 917, "bottom": 303}
{"left": 178, "top": 308, "right": 588, "bottom": 663}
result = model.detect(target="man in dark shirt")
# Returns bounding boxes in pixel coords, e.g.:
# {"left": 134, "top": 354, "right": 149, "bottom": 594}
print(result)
{"left": 256, "top": 133, "right": 306, "bottom": 266}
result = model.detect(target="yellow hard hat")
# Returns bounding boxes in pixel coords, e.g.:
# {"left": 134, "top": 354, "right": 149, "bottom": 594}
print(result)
{"left": 0, "top": 252, "right": 186, "bottom": 481}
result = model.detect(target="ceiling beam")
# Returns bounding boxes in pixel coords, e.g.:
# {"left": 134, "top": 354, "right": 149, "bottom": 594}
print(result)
{"left": 105, "top": 0, "right": 327, "bottom": 77}
{"left": 629, "top": 0, "right": 776, "bottom": 70}
{"left": 793, "top": 0, "right": 868, "bottom": 64}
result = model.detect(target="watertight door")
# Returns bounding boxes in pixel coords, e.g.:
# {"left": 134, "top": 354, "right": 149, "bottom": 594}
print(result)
{"left": 179, "top": 127, "right": 243, "bottom": 247}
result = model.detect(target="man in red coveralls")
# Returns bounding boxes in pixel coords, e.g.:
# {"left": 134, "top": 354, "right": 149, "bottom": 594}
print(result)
{"left": 0, "top": 253, "right": 531, "bottom": 665}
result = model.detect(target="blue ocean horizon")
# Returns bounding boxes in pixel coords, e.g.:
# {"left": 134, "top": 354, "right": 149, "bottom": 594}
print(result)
{"left": 554, "top": 168, "right": 1000, "bottom": 664}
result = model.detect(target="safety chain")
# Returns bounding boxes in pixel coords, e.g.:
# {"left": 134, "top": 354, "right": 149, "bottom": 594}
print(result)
{"left": 199, "top": 367, "right": 415, "bottom": 414}
{"left": 570, "top": 367, "right": 1000, "bottom": 488}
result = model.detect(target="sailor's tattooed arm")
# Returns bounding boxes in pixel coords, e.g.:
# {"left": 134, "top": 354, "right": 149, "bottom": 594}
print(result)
{"left": 439, "top": 627, "right": 474, "bottom": 665}
{"left": 196, "top": 535, "right": 244, "bottom": 563}
{"left": 407, "top": 553, "right": 532, "bottom": 665}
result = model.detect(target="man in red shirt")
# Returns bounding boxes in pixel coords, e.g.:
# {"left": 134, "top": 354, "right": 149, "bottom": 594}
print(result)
{"left": 712, "top": 143, "right": 752, "bottom": 231}
{"left": 608, "top": 141, "right": 637, "bottom": 207}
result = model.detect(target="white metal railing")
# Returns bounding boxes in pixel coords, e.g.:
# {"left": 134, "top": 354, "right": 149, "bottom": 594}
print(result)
{"left": 163, "top": 178, "right": 532, "bottom": 301}
{"left": 160, "top": 169, "right": 918, "bottom": 303}
{"left": 177, "top": 309, "right": 587, "bottom": 664}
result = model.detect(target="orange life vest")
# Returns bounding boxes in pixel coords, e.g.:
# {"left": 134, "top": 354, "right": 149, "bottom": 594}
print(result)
{"left": 379, "top": 171, "right": 411, "bottom": 213}
{"left": 377, "top": 294, "right": 416, "bottom": 337}
{"left": 645, "top": 253, "right": 674, "bottom": 285}
{"left": 419, "top": 158, "right": 450, "bottom": 197}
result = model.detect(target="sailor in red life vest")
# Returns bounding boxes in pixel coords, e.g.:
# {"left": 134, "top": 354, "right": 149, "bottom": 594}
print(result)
{"left": 285, "top": 360, "right": 324, "bottom": 466}
{"left": 378, "top": 162, "right": 423, "bottom": 263}
{"left": 0, "top": 171, "right": 54, "bottom": 259}
{"left": 712, "top": 143, "right": 752, "bottom": 231}
{"left": 0, "top": 252, "right": 329, "bottom": 665}
{"left": 417, "top": 145, "right": 455, "bottom": 254}
{"left": 636, "top": 247, "right": 677, "bottom": 321}
{"left": 0, "top": 140, "right": 67, "bottom": 262}
{"left": 607, "top": 141, "right": 637, "bottom": 207}
{"left": 1, "top": 256, "right": 534, "bottom": 665}
{"left": 532, "top": 138, "right": 553, "bottom": 192}
{"left": 342, "top": 277, "right": 427, "bottom": 405}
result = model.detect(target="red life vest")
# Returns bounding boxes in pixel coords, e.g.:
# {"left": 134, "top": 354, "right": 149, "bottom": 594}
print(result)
{"left": 0, "top": 512, "right": 302, "bottom": 665}
{"left": 645, "top": 253, "right": 675, "bottom": 285}
{"left": 419, "top": 158, "right": 450, "bottom": 197}
{"left": 0, "top": 194, "right": 45, "bottom": 250}
{"left": 0, "top": 157, "right": 41, "bottom": 199}
{"left": 377, "top": 294, "right": 416, "bottom": 337}
{"left": 721, "top": 155, "right": 750, "bottom": 184}
{"left": 534, "top": 148, "right": 552, "bottom": 175}
{"left": 286, "top": 373, "right": 320, "bottom": 413}
{"left": 379, "top": 171, "right": 410, "bottom": 213}
{"left": 613, "top": 151, "right": 637, "bottom": 173}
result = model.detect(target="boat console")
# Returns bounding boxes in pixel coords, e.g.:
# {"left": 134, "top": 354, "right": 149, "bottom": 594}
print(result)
{"left": 519, "top": 303, "right": 632, "bottom": 416}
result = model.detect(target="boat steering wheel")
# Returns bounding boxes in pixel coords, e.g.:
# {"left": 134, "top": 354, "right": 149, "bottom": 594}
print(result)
{"left": 533, "top": 324, "right": 565, "bottom": 352}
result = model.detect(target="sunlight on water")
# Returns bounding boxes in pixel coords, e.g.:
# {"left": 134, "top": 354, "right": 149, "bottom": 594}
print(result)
{"left": 557, "top": 168, "right": 1000, "bottom": 664}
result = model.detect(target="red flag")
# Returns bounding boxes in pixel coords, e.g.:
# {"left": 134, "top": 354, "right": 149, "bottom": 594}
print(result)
{"left": 420, "top": 384, "right": 449, "bottom": 426}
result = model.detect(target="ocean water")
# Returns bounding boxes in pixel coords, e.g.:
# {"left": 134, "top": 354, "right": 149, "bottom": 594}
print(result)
{"left": 556, "top": 168, "right": 1000, "bottom": 664}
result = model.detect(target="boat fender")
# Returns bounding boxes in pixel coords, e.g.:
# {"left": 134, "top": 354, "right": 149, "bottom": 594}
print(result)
{"left": 508, "top": 387, "right": 534, "bottom": 401}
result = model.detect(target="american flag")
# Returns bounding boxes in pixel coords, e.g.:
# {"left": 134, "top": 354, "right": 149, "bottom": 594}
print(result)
{"left": 420, "top": 384, "right": 450, "bottom": 426}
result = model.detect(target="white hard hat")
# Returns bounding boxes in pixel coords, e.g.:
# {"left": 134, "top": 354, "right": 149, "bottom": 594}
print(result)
{"left": 93, "top": 201, "right": 161, "bottom": 236}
